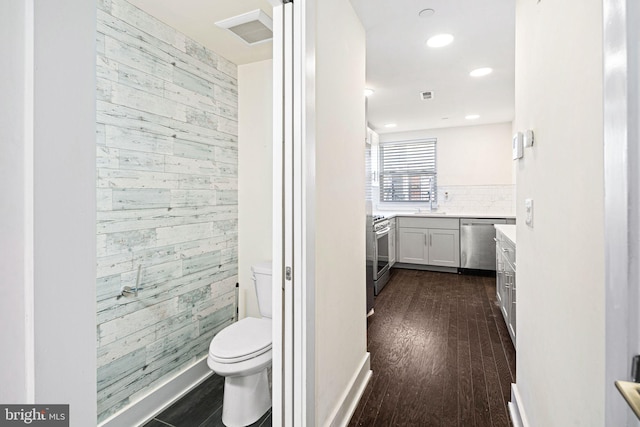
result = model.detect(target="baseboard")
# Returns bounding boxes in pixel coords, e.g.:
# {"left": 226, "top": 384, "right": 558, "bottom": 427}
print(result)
{"left": 328, "top": 353, "right": 372, "bottom": 427}
{"left": 393, "top": 263, "right": 458, "bottom": 274}
{"left": 98, "top": 356, "right": 212, "bottom": 427}
{"left": 508, "top": 383, "right": 530, "bottom": 427}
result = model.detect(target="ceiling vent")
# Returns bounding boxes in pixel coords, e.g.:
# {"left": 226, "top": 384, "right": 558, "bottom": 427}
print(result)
{"left": 420, "top": 91, "right": 434, "bottom": 100}
{"left": 215, "top": 9, "right": 273, "bottom": 46}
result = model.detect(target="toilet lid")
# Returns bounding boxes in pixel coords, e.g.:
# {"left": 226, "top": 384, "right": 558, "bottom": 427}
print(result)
{"left": 209, "top": 317, "right": 272, "bottom": 364}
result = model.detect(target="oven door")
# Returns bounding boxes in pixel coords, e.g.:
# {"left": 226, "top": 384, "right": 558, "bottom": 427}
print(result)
{"left": 374, "top": 226, "right": 390, "bottom": 280}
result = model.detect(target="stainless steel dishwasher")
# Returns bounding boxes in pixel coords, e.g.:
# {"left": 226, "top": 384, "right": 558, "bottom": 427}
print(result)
{"left": 460, "top": 218, "right": 509, "bottom": 270}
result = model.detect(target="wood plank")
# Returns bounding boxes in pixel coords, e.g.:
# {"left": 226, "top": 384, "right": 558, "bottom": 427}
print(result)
{"left": 348, "top": 270, "right": 515, "bottom": 427}
{"left": 468, "top": 280, "right": 492, "bottom": 427}
{"left": 95, "top": 3, "right": 239, "bottom": 421}
{"left": 476, "top": 296, "right": 510, "bottom": 426}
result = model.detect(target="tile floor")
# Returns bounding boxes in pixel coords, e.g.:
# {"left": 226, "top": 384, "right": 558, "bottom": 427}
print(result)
{"left": 143, "top": 373, "right": 272, "bottom": 427}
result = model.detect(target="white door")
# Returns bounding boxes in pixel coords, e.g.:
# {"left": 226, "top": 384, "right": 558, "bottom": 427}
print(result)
{"left": 604, "top": 0, "right": 640, "bottom": 425}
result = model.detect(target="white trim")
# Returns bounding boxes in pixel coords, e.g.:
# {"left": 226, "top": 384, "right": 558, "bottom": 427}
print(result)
{"left": 300, "top": 0, "right": 317, "bottom": 423}
{"left": 603, "top": 0, "right": 640, "bottom": 425}
{"left": 293, "top": 0, "right": 304, "bottom": 422}
{"left": 271, "top": 2, "right": 285, "bottom": 425}
{"left": 23, "top": 0, "right": 35, "bottom": 404}
{"left": 283, "top": 2, "right": 295, "bottom": 425}
{"left": 508, "top": 383, "right": 530, "bottom": 427}
{"left": 327, "top": 353, "right": 372, "bottom": 427}
{"left": 98, "top": 357, "right": 213, "bottom": 427}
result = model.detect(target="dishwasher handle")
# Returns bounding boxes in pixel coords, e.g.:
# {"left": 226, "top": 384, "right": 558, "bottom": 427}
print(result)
{"left": 460, "top": 218, "right": 508, "bottom": 226}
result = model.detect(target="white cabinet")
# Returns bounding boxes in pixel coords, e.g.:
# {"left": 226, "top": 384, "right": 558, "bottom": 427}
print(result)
{"left": 428, "top": 229, "right": 460, "bottom": 267}
{"left": 398, "top": 228, "right": 428, "bottom": 264}
{"left": 397, "top": 217, "right": 460, "bottom": 268}
{"left": 389, "top": 218, "right": 397, "bottom": 267}
{"left": 495, "top": 227, "right": 516, "bottom": 345}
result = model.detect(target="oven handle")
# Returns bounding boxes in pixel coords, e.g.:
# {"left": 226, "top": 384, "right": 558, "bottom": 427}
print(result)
{"left": 376, "top": 226, "right": 391, "bottom": 236}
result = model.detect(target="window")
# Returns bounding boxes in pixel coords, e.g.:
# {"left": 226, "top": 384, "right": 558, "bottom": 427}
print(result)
{"left": 379, "top": 139, "right": 437, "bottom": 203}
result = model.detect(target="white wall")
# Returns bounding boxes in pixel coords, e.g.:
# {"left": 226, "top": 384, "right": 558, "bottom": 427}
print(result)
{"left": 34, "top": 0, "right": 97, "bottom": 425}
{"left": 238, "top": 59, "right": 273, "bottom": 318}
{"left": 0, "top": 0, "right": 31, "bottom": 404}
{"left": 1, "top": 1, "right": 96, "bottom": 423}
{"left": 381, "top": 122, "right": 514, "bottom": 186}
{"left": 315, "top": 0, "right": 367, "bottom": 424}
{"left": 514, "top": 1, "right": 604, "bottom": 426}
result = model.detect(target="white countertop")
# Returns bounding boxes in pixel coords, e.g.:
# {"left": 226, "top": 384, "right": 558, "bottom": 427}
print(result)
{"left": 377, "top": 211, "right": 516, "bottom": 220}
{"left": 494, "top": 224, "right": 516, "bottom": 245}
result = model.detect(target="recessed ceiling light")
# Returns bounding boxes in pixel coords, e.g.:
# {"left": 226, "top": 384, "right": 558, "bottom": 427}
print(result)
{"left": 470, "top": 67, "right": 493, "bottom": 77}
{"left": 364, "top": 88, "right": 375, "bottom": 97}
{"left": 426, "top": 33, "right": 454, "bottom": 48}
{"left": 465, "top": 114, "right": 480, "bottom": 120}
{"left": 384, "top": 123, "right": 397, "bottom": 128}
{"left": 419, "top": 8, "right": 435, "bottom": 18}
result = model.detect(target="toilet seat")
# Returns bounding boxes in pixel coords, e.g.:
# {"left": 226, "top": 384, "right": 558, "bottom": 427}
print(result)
{"left": 209, "top": 317, "right": 272, "bottom": 364}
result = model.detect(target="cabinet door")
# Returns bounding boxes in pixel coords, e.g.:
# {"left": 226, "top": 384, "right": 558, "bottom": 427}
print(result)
{"left": 398, "top": 228, "right": 428, "bottom": 264}
{"left": 427, "top": 229, "right": 460, "bottom": 267}
{"left": 389, "top": 227, "right": 397, "bottom": 267}
{"left": 502, "top": 270, "right": 511, "bottom": 322}
{"left": 508, "top": 270, "right": 516, "bottom": 344}
{"left": 496, "top": 245, "right": 504, "bottom": 305}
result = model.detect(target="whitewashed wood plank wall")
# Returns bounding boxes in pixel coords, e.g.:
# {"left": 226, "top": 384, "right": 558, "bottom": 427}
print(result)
{"left": 96, "top": 0, "right": 238, "bottom": 422}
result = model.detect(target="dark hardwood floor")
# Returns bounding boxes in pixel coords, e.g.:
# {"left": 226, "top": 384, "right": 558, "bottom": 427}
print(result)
{"left": 349, "top": 269, "right": 516, "bottom": 427}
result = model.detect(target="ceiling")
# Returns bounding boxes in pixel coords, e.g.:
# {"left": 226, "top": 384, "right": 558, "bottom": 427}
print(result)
{"left": 350, "top": 0, "right": 515, "bottom": 134}
{"left": 127, "top": 0, "right": 514, "bottom": 135}
{"left": 127, "top": 0, "right": 273, "bottom": 66}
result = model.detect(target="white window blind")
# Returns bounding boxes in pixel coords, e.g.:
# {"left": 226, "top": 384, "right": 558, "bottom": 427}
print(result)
{"left": 379, "top": 139, "right": 437, "bottom": 202}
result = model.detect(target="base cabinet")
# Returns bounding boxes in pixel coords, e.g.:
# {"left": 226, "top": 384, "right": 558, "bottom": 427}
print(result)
{"left": 495, "top": 228, "right": 516, "bottom": 345}
{"left": 397, "top": 217, "right": 460, "bottom": 268}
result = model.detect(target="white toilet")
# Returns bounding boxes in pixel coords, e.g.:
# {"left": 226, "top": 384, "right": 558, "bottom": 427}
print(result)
{"left": 207, "top": 262, "right": 272, "bottom": 427}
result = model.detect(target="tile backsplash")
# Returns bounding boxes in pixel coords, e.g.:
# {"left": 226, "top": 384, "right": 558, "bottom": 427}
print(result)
{"left": 374, "top": 184, "right": 515, "bottom": 215}
{"left": 436, "top": 185, "right": 515, "bottom": 215}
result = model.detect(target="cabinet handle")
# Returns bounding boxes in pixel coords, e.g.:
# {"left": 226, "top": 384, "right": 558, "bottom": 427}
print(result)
{"left": 493, "top": 237, "right": 498, "bottom": 242}
{"left": 424, "top": 233, "right": 427, "bottom": 246}
{"left": 429, "top": 233, "right": 432, "bottom": 246}
{"left": 502, "top": 248, "right": 509, "bottom": 252}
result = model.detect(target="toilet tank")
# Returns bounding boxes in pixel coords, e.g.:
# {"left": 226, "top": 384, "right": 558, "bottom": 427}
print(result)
{"left": 251, "top": 262, "right": 272, "bottom": 319}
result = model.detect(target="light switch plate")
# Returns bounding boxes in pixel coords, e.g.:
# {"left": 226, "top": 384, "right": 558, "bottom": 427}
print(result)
{"left": 525, "top": 198, "right": 533, "bottom": 227}
{"left": 513, "top": 132, "right": 524, "bottom": 160}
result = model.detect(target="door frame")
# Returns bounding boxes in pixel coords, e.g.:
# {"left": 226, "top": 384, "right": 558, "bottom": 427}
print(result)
{"left": 270, "top": 0, "right": 316, "bottom": 425}
{"left": 603, "top": 0, "right": 640, "bottom": 425}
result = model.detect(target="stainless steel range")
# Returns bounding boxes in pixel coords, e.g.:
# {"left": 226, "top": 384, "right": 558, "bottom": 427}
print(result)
{"left": 373, "top": 215, "right": 391, "bottom": 295}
